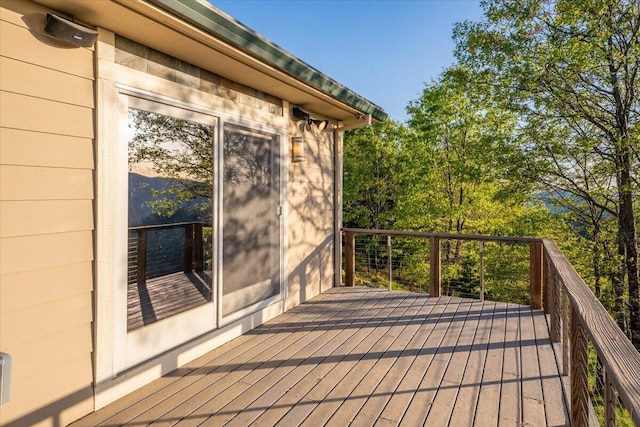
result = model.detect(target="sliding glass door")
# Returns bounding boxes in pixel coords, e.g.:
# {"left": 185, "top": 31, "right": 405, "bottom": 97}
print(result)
{"left": 118, "top": 95, "right": 283, "bottom": 369}
{"left": 122, "top": 96, "right": 216, "bottom": 368}
{"left": 222, "top": 124, "right": 281, "bottom": 317}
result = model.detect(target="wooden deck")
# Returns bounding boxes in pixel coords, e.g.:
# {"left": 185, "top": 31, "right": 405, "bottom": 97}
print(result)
{"left": 76, "top": 287, "right": 569, "bottom": 426}
{"left": 128, "top": 271, "right": 212, "bottom": 331}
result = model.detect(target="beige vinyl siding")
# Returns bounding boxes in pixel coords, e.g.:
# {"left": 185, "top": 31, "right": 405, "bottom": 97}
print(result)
{"left": 8, "top": 355, "right": 94, "bottom": 427}
{"left": 0, "top": 200, "right": 94, "bottom": 238}
{"left": 0, "top": 91, "right": 94, "bottom": 137}
{"left": 0, "top": 166, "right": 94, "bottom": 201}
{"left": 0, "top": 1, "right": 95, "bottom": 425}
{"left": 0, "top": 11, "right": 94, "bottom": 78}
{"left": 286, "top": 123, "right": 335, "bottom": 309}
{"left": 0, "top": 56, "right": 94, "bottom": 108}
{"left": 0, "top": 128, "right": 94, "bottom": 169}
{"left": 0, "top": 231, "right": 93, "bottom": 276}
{"left": 0, "top": 262, "right": 92, "bottom": 312}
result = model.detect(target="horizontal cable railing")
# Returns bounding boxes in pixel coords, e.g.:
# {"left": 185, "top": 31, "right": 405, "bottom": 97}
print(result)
{"left": 342, "top": 228, "right": 640, "bottom": 427}
{"left": 128, "top": 222, "right": 209, "bottom": 286}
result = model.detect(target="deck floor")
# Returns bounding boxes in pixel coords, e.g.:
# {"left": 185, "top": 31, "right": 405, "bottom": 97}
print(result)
{"left": 128, "top": 271, "right": 212, "bottom": 331}
{"left": 76, "top": 287, "right": 569, "bottom": 426}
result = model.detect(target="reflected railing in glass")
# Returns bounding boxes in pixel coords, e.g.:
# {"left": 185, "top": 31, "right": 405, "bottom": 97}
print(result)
{"left": 126, "top": 222, "right": 213, "bottom": 331}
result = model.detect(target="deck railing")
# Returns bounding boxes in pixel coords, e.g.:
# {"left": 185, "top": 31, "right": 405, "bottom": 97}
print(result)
{"left": 342, "top": 228, "right": 640, "bottom": 427}
{"left": 128, "top": 222, "right": 206, "bottom": 286}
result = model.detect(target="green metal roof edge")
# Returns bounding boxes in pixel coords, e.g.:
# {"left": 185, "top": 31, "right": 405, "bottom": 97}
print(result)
{"left": 146, "top": 0, "right": 388, "bottom": 122}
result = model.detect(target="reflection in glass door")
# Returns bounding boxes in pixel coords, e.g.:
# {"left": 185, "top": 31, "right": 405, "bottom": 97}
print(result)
{"left": 222, "top": 124, "right": 281, "bottom": 316}
{"left": 122, "top": 98, "right": 216, "bottom": 367}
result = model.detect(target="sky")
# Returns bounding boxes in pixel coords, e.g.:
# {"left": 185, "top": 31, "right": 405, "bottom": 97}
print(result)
{"left": 211, "top": 0, "right": 484, "bottom": 122}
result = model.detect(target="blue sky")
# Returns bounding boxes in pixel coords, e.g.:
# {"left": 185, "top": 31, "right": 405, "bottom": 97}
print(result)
{"left": 211, "top": 0, "right": 484, "bottom": 122}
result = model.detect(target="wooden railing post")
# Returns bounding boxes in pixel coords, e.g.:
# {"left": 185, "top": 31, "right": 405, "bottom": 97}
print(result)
{"left": 137, "top": 229, "right": 147, "bottom": 286}
{"left": 430, "top": 236, "right": 441, "bottom": 297}
{"left": 570, "top": 304, "right": 590, "bottom": 427}
{"left": 530, "top": 241, "right": 543, "bottom": 309}
{"left": 387, "top": 235, "right": 392, "bottom": 291}
{"left": 604, "top": 367, "right": 616, "bottom": 427}
{"left": 194, "top": 223, "right": 203, "bottom": 272}
{"left": 544, "top": 246, "right": 561, "bottom": 343}
{"left": 543, "top": 250, "right": 551, "bottom": 315}
{"left": 184, "top": 223, "right": 194, "bottom": 273}
{"left": 345, "top": 231, "right": 355, "bottom": 287}
{"left": 479, "top": 241, "right": 485, "bottom": 301}
{"left": 562, "top": 288, "right": 569, "bottom": 376}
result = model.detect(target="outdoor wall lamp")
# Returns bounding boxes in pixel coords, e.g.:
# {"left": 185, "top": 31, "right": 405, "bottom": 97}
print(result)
{"left": 291, "top": 136, "right": 305, "bottom": 162}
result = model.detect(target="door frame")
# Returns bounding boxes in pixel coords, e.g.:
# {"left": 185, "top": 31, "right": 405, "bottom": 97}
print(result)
{"left": 115, "top": 93, "right": 219, "bottom": 369}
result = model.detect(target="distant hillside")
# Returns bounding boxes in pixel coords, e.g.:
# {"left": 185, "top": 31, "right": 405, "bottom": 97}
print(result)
{"left": 128, "top": 173, "right": 211, "bottom": 227}
{"left": 535, "top": 190, "right": 570, "bottom": 215}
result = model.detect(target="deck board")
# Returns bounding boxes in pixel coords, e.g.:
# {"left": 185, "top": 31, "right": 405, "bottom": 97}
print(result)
{"left": 472, "top": 300, "right": 507, "bottom": 427}
{"left": 373, "top": 296, "right": 452, "bottom": 426}
{"left": 71, "top": 287, "right": 569, "bottom": 427}
{"left": 300, "top": 294, "right": 421, "bottom": 427}
{"left": 350, "top": 296, "right": 441, "bottom": 426}
{"left": 423, "top": 299, "right": 484, "bottom": 426}
{"left": 127, "top": 289, "right": 374, "bottom": 427}
{"left": 448, "top": 300, "right": 495, "bottom": 426}
{"left": 498, "top": 303, "right": 523, "bottom": 426}
{"left": 399, "top": 297, "right": 468, "bottom": 426}
{"left": 279, "top": 294, "right": 432, "bottom": 427}
{"left": 521, "top": 304, "right": 546, "bottom": 426}
{"left": 532, "top": 308, "right": 570, "bottom": 426}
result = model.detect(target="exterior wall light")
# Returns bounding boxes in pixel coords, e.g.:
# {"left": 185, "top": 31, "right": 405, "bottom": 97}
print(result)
{"left": 291, "top": 136, "right": 305, "bottom": 162}
{"left": 292, "top": 107, "right": 329, "bottom": 131}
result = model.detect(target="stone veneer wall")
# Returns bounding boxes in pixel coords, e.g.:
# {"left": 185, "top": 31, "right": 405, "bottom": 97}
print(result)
{"left": 115, "top": 36, "right": 283, "bottom": 116}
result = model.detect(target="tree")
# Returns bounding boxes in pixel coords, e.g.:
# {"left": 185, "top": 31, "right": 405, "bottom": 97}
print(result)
{"left": 403, "top": 67, "right": 527, "bottom": 237}
{"left": 454, "top": 0, "right": 640, "bottom": 346}
{"left": 129, "top": 109, "right": 213, "bottom": 219}
{"left": 399, "top": 67, "right": 558, "bottom": 300}
{"left": 343, "top": 120, "right": 405, "bottom": 230}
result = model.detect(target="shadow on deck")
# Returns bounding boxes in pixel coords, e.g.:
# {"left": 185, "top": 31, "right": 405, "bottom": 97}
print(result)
{"left": 76, "top": 286, "right": 569, "bottom": 426}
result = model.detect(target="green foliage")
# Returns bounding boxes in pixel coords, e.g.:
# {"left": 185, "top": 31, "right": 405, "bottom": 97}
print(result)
{"left": 400, "top": 67, "right": 531, "bottom": 236}
{"left": 343, "top": 121, "right": 406, "bottom": 230}
{"left": 454, "top": 0, "right": 640, "bottom": 344}
{"left": 344, "top": 65, "right": 567, "bottom": 303}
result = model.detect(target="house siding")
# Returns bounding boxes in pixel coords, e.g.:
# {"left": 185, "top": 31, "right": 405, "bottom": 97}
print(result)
{"left": 0, "top": 1, "right": 95, "bottom": 426}
{"left": 286, "top": 124, "right": 335, "bottom": 309}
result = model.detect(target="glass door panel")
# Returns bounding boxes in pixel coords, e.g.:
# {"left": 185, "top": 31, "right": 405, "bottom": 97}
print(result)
{"left": 222, "top": 124, "right": 281, "bottom": 316}
{"left": 123, "top": 98, "right": 216, "bottom": 367}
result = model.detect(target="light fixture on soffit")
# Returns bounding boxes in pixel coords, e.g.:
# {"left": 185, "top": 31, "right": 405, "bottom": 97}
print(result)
{"left": 292, "top": 107, "right": 329, "bottom": 132}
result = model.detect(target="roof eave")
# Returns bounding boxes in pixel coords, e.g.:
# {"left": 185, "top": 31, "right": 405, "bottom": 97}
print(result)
{"left": 146, "top": 0, "right": 388, "bottom": 122}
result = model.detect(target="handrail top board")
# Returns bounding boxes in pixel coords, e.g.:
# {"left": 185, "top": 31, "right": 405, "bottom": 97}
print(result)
{"left": 542, "top": 239, "right": 640, "bottom": 425}
{"left": 341, "top": 227, "right": 541, "bottom": 244}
